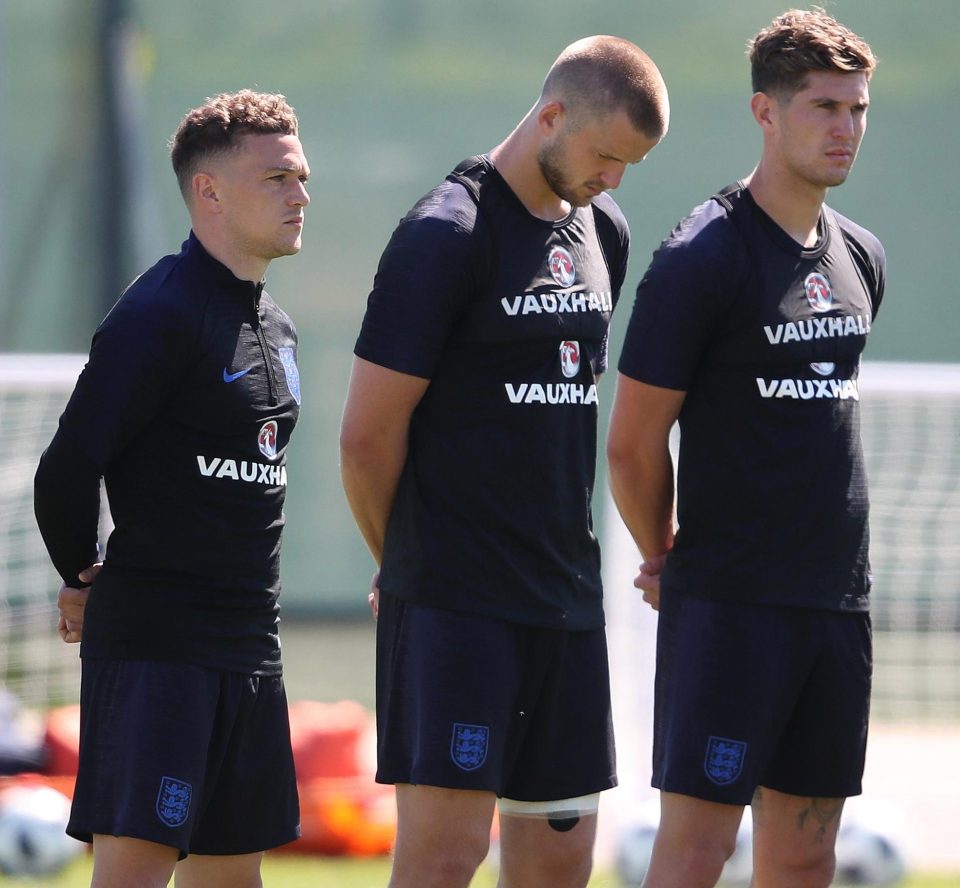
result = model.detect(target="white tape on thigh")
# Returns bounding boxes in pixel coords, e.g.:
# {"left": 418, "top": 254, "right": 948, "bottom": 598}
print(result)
{"left": 497, "top": 792, "right": 601, "bottom": 818}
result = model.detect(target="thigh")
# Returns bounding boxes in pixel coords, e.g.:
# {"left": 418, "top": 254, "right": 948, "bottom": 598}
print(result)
{"left": 502, "top": 627, "right": 615, "bottom": 802}
{"left": 390, "top": 784, "right": 496, "bottom": 885}
{"left": 174, "top": 851, "right": 264, "bottom": 888}
{"left": 375, "top": 594, "right": 521, "bottom": 792}
{"left": 642, "top": 792, "right": 745, "bottom": 888}
{"left": 762, "top": 612, "right": 872, "bottom": 798}
{"left": 90, "top": 835, "right": 179, "bottom": 888}
{"left": 498, "top": 810, "right": 598, "bottom": 888}
{"left": 652, "top": 594, "right": 816, "bottom": 805}
{"left": 751, "top": 786, "right": 845, "bottom": 885}
{"left": 188, "top": 674, "right": 299, "bottom": 855}
{"left": 70, "top": 660, "right": 221, "bottom": 853}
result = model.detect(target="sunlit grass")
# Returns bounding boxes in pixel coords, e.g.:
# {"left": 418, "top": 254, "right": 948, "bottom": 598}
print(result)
{"left": 1, "top": 852, "right": 957, "bottom": 887}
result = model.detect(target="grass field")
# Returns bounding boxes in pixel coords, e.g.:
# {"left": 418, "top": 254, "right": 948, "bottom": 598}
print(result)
{"left": 1, "top": 853, "right": 957, "bottom": 887}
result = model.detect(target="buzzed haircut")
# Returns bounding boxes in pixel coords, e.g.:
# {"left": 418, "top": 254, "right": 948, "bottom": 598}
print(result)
{"left": 748, "top": 7, "right": 877, "bottom": 98}
{"left": 541, "top": 36, "right": 669, "bottom": 139}
{"left": 170, "top": 90, "right": 300, "bottom": 200}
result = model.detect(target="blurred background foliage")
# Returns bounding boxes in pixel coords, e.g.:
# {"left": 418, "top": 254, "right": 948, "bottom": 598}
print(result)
{"left": 2, "top": 0, "right": 957, "bottom": 613}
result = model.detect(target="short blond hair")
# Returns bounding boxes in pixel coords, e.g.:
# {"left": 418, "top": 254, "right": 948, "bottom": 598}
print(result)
{"left": 541, "top": 35, "right": 669, "bottom": 139}
{"left": 170, "top": 90, "right": 299, "bottom": 199}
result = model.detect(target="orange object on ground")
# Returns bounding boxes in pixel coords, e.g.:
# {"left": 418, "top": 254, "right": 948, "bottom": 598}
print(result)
{"left": 284, "top": 775, "right": 396, "bottom": 856}
{"left": 36, "top": 699, "right": 396, "bottom": 856}
{"left": 288, "top": 699, "right": 373, "bottom": 781}
{"left": 42, "top": 705, "right": 81, "bottom": 777}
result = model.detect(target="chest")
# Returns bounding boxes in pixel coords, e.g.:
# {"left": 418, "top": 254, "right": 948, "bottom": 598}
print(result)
{"left": 178, "top": 298, "right": 300, "bottom": 441}
{"left": 457, "top": 209, "right": 615, "bottom": 346}
{"left": 720, "top": 232, "right": 873, "bottom": 366}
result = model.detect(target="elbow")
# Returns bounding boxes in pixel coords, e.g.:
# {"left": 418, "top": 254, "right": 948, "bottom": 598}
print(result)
{"left": 34, "top": 446, "right": 61, "bottom": 521}
{"left": 339, "top": 423, "right": 397, "bottom": 486}
{"left": 339, "top": 422, "right": 377, "bottom": 470}
{"left": 605, "top": 433, "right": 639, "bottom": 482}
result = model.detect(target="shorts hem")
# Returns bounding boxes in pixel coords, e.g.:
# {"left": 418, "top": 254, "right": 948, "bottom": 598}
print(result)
{"left": 188, "top": 829, "right": 302, "bottom": 856}
{"left": 761, "top": 778, "right": 863, "bottom": 800}
{"left": 654, "top": 781, "right": 754, "bottom": 807}
{"left": 67, "top": 823, "right": 186, "bottom": 856}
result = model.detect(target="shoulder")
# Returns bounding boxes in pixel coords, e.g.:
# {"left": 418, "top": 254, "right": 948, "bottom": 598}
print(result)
{"left": 591, "top": 192, "right": 630, "bottom": 239}
{"left": 645, "top": 190, "right": 746, "bottom": 277}
{"left": 378, "top": 167, "right": 489, "bottom": 272}
{"left": 827, "top": 205, "right": 886, "bottom": 267}
{"left": 105, "top": 250, "right": 197, "bottom": 322}
{"left": 95, "top": 243, "right": 208, "bottom": 352}
{"left": 398, "top": 170, "right": 483, "bottom": 238}
{"left": 826, "top": 205, "right": 886, "bottom": 312}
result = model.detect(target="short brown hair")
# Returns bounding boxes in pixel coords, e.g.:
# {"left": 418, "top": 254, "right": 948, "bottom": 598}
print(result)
{"left": 170, "top": 90, "right": 299, "bottom": 199}
{"left": 748, "top": 8, "right": 876, "bottom": 98}
{"left": 541, "top": 36, "right": 669, "bottom": 139}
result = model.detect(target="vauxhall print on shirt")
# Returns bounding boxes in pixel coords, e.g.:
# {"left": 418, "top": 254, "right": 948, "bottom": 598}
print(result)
{"left": 355, "top": 155, "right": 630, "bottom": 630}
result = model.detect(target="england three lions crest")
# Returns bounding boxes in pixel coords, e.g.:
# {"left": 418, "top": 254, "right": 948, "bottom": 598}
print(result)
{"left": 704, "top": 736, "right": 747, "bottom": 786}
{"left": 451, "top": 723, "right": 489, "bottom": 772}
{"left": 156, "top": 776, "right": 192, "bottom": 828}
{"left": 278, "top": 346, "right": 301, "bottom": 405}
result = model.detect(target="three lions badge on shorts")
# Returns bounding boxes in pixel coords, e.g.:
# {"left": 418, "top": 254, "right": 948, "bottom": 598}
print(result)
{"left": 704, "top": 736, "right": 747, "bottom": 786}
{"left": 156, "top": 776, "right": 192, "bottom": 828}
{"left": 451, "top": 723, "right": 489, "bottom": 771}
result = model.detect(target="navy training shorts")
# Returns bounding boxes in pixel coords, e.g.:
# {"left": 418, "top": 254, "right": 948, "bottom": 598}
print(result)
{"left": 652, "top": 590, "right": 872, "bottom": 805}
{"left": 68, "top": 659, "right": 300, "bottom": 856}
{"left": 375, "top": 593, "right": 617, "bottom": 802}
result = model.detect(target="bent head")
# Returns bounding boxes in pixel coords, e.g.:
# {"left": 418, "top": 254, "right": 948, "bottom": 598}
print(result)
{"left": 536, "top": 36, "right": 670, "bottom": 207}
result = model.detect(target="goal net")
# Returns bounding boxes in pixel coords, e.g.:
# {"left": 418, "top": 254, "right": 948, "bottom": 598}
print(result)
{"left": 600, "top": 359, "right": 960, "bottom": 863}
{"left": 2, "top": 355, "right": 957, "bottom": 721}
{"left": 0, "top": 354, "right": 89, "bottom": 714}
{"left": 858, "top": 361, "right": 960, "bottom": 722}
{"left": 605, "top": 359, "right": 960, "bottom": 727}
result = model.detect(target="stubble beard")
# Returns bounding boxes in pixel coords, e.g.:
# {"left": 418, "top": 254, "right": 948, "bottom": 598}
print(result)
{"left": 537, "top": 141, "right": 591, "bottom": 209}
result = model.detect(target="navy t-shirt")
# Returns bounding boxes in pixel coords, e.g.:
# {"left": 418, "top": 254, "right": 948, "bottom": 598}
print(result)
{"left": 35, "top": 233, "right": 301, "bottom": 674}
{"left": 618, "top": 183, "right": 885, "bottom": 612}
{"left": 355, "top": 156, "right": 630, "bottom": 629}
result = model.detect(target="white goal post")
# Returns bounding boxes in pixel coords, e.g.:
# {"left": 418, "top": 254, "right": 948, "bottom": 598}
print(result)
{"left": 601, "top": 359, "right": 960, "bottom": 867}
{"left": 0, "top": 354, "right": 89, "bottom": 715}
{"left": 1, "top": 355, "right": 957, "bottom": 720}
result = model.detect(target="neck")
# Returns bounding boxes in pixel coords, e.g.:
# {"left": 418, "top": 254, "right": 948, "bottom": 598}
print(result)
{"left": 744, "top": 160, "right": 826, "bottom": 248}
{"left": 192, "top": 227, "right": 268, "bottom": 283}
{"left": 488, "top": 108, "right": 570, "bottom": 221}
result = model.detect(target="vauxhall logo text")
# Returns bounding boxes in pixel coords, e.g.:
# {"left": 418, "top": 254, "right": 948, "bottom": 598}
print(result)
{"left": 505, "top": 383, "right": 599, "bottom": 406}
{"left": 501, "top": 291, "right": 613, "bottom": 316}
{"left": 763, "top": 313, "right": 870, "bottom": 345}
{"left": 195, "top": 456, "right": 288, "bottom": 486}
{"left": 755, "top": 377, "right": 860, "bottom": 401}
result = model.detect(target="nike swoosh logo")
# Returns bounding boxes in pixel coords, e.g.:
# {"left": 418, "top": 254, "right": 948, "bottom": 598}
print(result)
{"left": 223, "top": 367, "right": 252, "bottom": 383}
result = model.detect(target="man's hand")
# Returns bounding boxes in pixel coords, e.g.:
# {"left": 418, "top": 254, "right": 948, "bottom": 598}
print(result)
{"left": 634, "top": 553, "right": 668, "bottom": 611}
{"left": 57, "top": 563, "right": 101, "bottom": 643}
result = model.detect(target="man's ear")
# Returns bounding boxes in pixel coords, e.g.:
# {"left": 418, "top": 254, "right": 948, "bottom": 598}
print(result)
{"left": 750, "top": 91, "right": 777, "bottom": 130}
{"left": 192, "top": 171, "right": 222, "bottom": 213}
{"left": 537, "top": 99, "right": 566, "bottom": 136}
